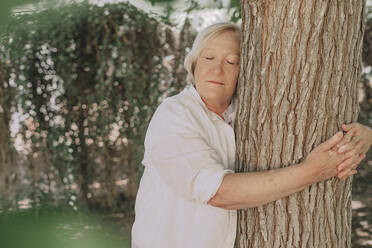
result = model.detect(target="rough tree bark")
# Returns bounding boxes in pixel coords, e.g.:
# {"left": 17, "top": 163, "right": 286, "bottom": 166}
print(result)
{"left": 235, "top": 1, "right": 365, "bottom": 247}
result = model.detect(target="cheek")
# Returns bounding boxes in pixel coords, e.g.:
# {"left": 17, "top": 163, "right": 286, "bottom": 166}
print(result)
{"left": 194, "top": 65, "right": 209, "bottom": 82}
{"left": 228, "top": 69, "right": 239, "bottom": 84}
{"left": 193, "top": 61, "right": 203, "bottom": 77}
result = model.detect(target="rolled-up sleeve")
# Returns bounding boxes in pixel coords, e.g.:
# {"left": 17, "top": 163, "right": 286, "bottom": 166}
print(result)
{"left": 143, "top": 98, "right": 233, "bottom": 204}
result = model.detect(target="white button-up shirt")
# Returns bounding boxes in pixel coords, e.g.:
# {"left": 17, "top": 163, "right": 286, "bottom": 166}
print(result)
{"left": 131, "top": 85, "right": 237, "bottom": 248}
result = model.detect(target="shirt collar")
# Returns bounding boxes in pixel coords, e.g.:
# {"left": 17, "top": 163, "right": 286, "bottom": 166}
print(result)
{"left": 186, "top": 84, "right": 236, "bottom": 126}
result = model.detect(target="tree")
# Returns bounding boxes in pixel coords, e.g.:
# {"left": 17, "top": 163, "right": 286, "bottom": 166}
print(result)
{"left": 235, "top": 1, "right": 366, "bottom": 247}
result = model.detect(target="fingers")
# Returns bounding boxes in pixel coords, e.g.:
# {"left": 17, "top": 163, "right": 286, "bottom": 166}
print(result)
{"left": 342, "top": 123, "right": 358, "bottom": 132}
{"left": 315, "top": 131, "right": 343, "bottom": 152}
{"left": 337, "top": 142, "right": 355, "bottom": 154}
{"left": 339, "top": 169, "right": 358, "bottom": 180}
{"left": 341, "top": 124, "right": 351, "bottom": 132}
{"left": 337, "top": 153, "right": 366, "bottom": 179}
{"left": 338, "top": 139, "right": 363, "bottom": 154}
{"left": 334, "top": 154, "right": 356, "bottom": 171}
{"left": 356, "top": 140, "right": 369, "bottom": 155}
{"left": 337, "top": 128, "right": 357, "bottom": 150}
{"left": 337, "top": 151, "right": 365, "bottom": 171}
{"left": 342, "top": 169, "right": 358, "bottom": 180}
{"left": 339, "top": 123, "right": 372, "bottom": 155}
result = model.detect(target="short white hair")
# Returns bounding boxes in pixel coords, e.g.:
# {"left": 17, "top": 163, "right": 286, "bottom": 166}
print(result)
{"left": 184, "top": 22, "right": 241, "bottom": 85}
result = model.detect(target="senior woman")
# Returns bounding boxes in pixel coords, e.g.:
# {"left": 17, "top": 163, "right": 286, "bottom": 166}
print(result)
{"left": 131, "top": 23, "right": 372, "bottom": 248}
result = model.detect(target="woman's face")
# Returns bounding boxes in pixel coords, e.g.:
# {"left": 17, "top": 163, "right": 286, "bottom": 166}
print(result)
{"left": 194, "top": 30, "right": 240, "bottom": 106}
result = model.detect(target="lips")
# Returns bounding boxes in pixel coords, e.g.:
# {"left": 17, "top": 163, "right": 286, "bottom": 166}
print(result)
{"left": 207, "top": 80, "right": 224, "bottom": 85}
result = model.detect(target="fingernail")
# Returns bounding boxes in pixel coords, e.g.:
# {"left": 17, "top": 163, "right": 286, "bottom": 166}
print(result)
{"left": 338, "top": 146, "right": 345, "bottom": 153}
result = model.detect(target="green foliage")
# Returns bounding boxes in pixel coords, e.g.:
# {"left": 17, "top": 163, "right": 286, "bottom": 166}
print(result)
{"left": 148, "top": 0, "right": 176, "bottom": 5}
{"left": 0, "top": 204, "right": 129, "bottom": 248}
{"left": 143, "top": 0, "right": 241, "bottom": 24}
{"left": 0, "top": 0, "right": 37, "bottom": 25}
{"left": 1, "top": 1, "right": 183, "bottom": 209}
{"left": 229, "top": 0, "right": 242, "bottom": 23}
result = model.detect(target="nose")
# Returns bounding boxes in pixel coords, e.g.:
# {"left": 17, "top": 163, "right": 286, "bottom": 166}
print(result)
{"left": 211, "top": 60, "right": 223, "bottom": 74}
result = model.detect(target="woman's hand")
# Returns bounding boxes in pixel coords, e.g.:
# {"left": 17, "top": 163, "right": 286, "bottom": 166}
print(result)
{"left": 303, "top": 132, "right": 354, "bottom": 183}
{"left": 335, "top": 123, "right": 372, "bottom": 179}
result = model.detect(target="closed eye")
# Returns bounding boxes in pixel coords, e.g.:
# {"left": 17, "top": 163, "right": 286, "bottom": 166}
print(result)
{"left": 227, "top": 60, "right": 238, "bottom": 65}
{"left": 204, "top": 57, "right": 214, "bottom": 60}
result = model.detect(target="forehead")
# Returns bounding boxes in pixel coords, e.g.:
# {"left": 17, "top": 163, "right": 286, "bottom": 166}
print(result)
{"left": 201, "top": 31, "right": 240, "bottom": 55}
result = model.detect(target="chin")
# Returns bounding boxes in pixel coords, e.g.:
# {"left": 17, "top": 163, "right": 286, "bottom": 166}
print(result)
{"left": 205, "top": 91, "right": 227, "bottom": 101}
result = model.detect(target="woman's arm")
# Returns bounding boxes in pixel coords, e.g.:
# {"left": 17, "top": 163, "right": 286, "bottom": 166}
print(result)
{"left": 207, "top": 163, "right": 313, "bottom": 210}
{"left": 208, "top": 131, "right": 362, "bottom": 210}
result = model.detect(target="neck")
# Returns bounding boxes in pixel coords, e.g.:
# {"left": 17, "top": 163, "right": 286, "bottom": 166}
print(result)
{"left": 200, "top": 96, "right": 229, "bottom": 120}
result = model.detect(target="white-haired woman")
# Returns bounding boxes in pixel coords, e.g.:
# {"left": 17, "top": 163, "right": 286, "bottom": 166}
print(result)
{"left": 131, "top": 23, "right": 372, "bottom": 248}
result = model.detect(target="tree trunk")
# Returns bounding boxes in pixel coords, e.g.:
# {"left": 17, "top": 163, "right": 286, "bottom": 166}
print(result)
{"left": 235, "top": 1, "right": 365, "bottom": 247}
